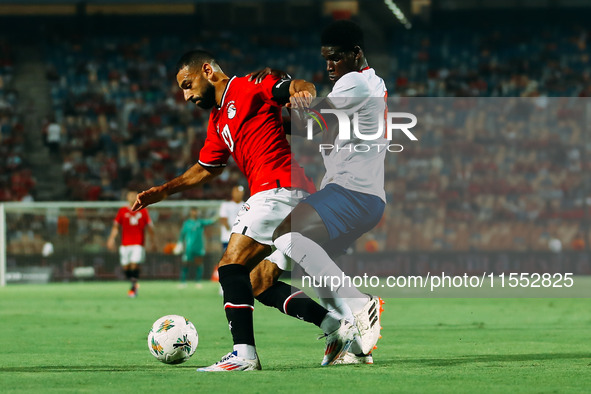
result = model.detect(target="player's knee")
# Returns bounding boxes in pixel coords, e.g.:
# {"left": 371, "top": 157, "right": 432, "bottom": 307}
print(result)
{"left": 218, "top": 255, "right": 248, "bottom": 268}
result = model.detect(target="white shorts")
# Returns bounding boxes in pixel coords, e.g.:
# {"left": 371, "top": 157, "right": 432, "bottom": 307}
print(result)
{"left": 231, "top": 187, "right": 309, "bottom": 247}
{"left": 119, "top": 245, "right": 146, "bottom": 266}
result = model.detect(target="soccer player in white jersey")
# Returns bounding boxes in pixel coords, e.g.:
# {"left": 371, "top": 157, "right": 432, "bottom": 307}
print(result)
{"left": 250, "top": 20, "right": 387, "bottom": 364}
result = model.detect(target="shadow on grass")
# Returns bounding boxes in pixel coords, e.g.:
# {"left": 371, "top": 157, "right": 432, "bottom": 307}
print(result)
{"left": 378, "top": 352, "right": 591, "bottom": 367}
{"left": 0, "top": 365, "right": 197, "bottom": 373}
{"left": 3, "top": 353, "right": 589, "bottom": 372}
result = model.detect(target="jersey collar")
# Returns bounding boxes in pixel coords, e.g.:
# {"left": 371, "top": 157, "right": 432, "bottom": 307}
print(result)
{"left": 218, "top": 76, "right": 236, "bottom": 109}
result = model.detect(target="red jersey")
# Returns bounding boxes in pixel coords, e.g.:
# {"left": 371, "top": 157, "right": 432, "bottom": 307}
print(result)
{"left": 114, "top": 206, "right": 152, "bottom": 246}
{"left": 198, "top": 75, "right": 315, "bottom": 195}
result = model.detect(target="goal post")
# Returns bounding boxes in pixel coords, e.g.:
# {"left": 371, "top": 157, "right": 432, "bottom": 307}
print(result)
{"left": 1, "top": 203, "right": 6, "bottom": 287}
{"left": 0, "top": 200, "right": 223, "bottom": 286}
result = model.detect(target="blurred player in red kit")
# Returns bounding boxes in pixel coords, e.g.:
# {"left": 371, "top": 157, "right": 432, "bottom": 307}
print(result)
{"left": 107, "top": 190, "right": 156, "bottom": 297}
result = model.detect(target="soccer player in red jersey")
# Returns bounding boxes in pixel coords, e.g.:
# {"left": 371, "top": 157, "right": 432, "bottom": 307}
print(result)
{"left": 107, "top": 190, "right": 156, "bottom": 297}
{"left": 132, "top": 50, "right": 345, "bottom": 371}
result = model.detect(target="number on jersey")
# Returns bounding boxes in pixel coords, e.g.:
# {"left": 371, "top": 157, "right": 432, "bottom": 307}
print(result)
{"left": 220, "top": 124, "right": 234, "bottom": 152}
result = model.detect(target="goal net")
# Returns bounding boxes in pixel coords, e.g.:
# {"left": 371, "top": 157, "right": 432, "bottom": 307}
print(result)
{"left": 0, "top": 200, "right": 222, "bottom": 286}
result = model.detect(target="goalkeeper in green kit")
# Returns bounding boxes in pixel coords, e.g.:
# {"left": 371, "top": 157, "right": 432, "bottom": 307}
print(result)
{"left": 177, "top": 207, "right": 216, "bottom": 288}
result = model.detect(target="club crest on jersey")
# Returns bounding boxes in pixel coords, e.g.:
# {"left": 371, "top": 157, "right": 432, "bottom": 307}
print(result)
{"left": 227, "top": 101, "right": 237, "bottom": 119}
{"left": 241, "top": 203, "right": 250, "bottom": 212}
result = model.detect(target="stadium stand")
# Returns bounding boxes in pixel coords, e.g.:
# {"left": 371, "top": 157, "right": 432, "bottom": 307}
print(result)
{"left": 2, "top": 13, "right": 591, "bottom": 252}
{"left": 0, "top": 38, "right": 34, "bottom": 202}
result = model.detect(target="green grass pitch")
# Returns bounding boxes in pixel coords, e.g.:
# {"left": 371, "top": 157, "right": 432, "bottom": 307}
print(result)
{"left": 1, "top": 281, "right": 590, "bottom": 393}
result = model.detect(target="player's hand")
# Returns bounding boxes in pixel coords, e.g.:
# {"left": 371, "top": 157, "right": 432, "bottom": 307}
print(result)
{"left": 248, "top": 67, "right": 289, "bottom": 84}
{"left": 107, "top": 238, "right": 116, "bottom": 252}
{"left": 132, "top": 186, "right": 168, "bottom": 211}
{"left": 288, "top": 91, "right": 314, "bottom": 109}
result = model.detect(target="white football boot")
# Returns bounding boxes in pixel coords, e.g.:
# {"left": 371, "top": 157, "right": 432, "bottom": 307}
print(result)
{"left": 353, "top": 296, "right": 384, "bottom": 355}
{"left": 196, "top": 351, "right": 261, "bottom": 372}
{"left": 320, "top": 319, "right": 357, "bottom": 366}
{"left": 333, "top": 352, "right": 374, "bottom": 365}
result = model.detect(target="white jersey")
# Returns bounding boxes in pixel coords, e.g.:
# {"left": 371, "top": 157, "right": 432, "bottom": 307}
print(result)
{"left": 322, "top": 67, "right": 387, "bottom": 202}
{"left": 219, "top": 200, "right": 243, "bottom": 243}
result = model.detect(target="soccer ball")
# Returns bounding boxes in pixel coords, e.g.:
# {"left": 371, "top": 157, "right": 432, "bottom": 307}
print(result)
{"left": 148, "top": 315, "right": 198, "bottom": 364}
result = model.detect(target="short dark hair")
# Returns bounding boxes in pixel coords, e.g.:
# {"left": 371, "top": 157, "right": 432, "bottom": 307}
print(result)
{"left": 175, "top": 49, "right": 216, "bottom": 74}
{"left": 321, "top": 20, "right": 364, "bottom": 50}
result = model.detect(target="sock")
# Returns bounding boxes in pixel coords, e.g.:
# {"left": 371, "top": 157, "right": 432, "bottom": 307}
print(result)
{"left": 124, "top": 269, "right": 132, "bottom": 280}
{"left": 319, "top": 311, "right": 341, "bottom": 334}
{"left": 218, "top": 264, "right": 256, "bottom": 350}
{"left": 233, "top": 344, "right": 257, "bottom": 359}
{"left": 130, "top": 268, "right": 139, "bottom": 291}
{"left": 180, "top": 266, "right": 188, "bottom": 283}
{"left": 274, "top": 232, "right": 369, "bottom": 318}
{"left": 256, "top": 281, "right": 328, "bottom": 328}
{"left": 195, "top": 265, "right": 204, "bottom": 282}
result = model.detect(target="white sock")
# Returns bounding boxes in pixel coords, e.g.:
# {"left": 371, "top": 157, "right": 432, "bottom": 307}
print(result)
{"left": 344, "top": 296, "right": 371, "bottom": 315}
{"left": 319, "top": 310, "right": 341, "bottom": 334}
{"left": 349, "top": 337, "right": 364, "bottom": 355}
{"left": 317, "top": 296, "right": 355, "bottom": 324}
{"left": 233, "top": 344, "right": 257, "bottom": 359}
{"left": 274, "top": 232, "right": 368, "bottom": 318}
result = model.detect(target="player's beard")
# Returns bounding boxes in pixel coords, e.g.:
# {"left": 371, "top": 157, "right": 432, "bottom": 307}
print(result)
{"left": 197, "top": 83, "right": 217, "bottom": 110}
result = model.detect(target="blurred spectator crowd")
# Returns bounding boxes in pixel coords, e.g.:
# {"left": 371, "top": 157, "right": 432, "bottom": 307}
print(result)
{"left": 390, "top": 24, "right": 591, "bottom": 97}
{"left": 2, "top": 22, "right": 591, "bottom": 252}
{"left": 0, "top": 39, "right": 34, "bottom": 201}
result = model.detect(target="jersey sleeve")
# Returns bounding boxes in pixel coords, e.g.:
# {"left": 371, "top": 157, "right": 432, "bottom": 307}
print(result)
{"left": 327, "top": 73, "right": 371, "bottom": 116}
{"left": 114, "top": 208, "right": 124, "bottom": 225}
{"left": 178, "top": 220, "right": 188, "bottom": 242}
{"left": 328, "top": 72, "right": 371, "bottom": 98}
{"left": 198, "top": 120, "right": 231, "bottom": 168}
{"left": 257, "top": 75, "right": 291, "bottom": 107}
{"left": 202, "top": 218, "right": 217, "bottom": 226}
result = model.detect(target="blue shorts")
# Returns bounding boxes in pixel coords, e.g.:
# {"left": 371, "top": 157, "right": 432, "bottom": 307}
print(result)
{"left": 302, "top": 183, "right": 385, "bottom": 256}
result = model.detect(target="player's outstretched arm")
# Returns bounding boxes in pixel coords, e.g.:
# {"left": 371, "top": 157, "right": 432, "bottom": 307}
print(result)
{"left": 106, "top": 223, "right": 119, "bottom": 251}
{"left": 132, "top": 163, "right": 223, "bottom": 211}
